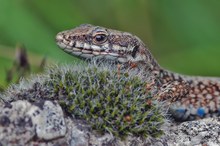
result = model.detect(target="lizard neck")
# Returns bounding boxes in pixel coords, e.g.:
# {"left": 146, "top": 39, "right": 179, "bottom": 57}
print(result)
{"left": 136, "top": 43, "right": 184, "bottom": 83}
{"left": 157, "top": 68, "right": 184, "bottom": 84}
{"left": 133, "top": 50, "right": 184, "bottom": 85}
{"left": 133, "top": 42, "right": 161, "bottom": 71}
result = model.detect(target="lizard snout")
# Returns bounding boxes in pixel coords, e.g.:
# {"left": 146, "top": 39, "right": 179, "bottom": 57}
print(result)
{"left": 55, "top": 32, "right": 64, "bottom": 43}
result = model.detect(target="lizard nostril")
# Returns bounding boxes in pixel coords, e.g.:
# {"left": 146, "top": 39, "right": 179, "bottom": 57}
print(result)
{"left": 72, "top": 41, "right": 76, "bottom": 47}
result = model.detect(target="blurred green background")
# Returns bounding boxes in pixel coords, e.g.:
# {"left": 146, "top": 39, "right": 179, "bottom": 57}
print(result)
{"left": 0, "top": 0, "right": 220, "bottom": 88}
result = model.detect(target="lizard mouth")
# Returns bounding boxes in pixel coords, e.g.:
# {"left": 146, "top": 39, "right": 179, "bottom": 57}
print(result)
{"left": 56, "top": 33, "right": 128, "bottom": 63}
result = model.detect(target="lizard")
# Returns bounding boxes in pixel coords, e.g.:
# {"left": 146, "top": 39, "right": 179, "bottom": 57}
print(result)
{"left": 55, "top": 24, "right": 220, "bottom": 121}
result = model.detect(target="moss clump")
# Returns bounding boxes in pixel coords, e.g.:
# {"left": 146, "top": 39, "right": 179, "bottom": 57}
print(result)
{"left": 5, "top": 64, "right": 166, "bottom": 138}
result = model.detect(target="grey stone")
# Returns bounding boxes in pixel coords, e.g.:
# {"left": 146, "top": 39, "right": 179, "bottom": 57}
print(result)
{"left": 0, "top": 100, "right": 68, "bottom": 146}
{"left": 167, "top": 118, "right": 220, "bottom": 146}
{"left": 0, "top": 99, "right": 220, "bottom": 145}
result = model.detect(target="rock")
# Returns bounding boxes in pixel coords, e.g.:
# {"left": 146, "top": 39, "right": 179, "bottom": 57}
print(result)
{"left": 0, "top": 100, "right": 67, "bottom": 146}
{"left": 1, "top": 99, "right": 219, "bottom": 146}
{"left": 167, "top": 118, "right": 220, "bottom": 146}
{"left": 0, "top": 99, "right": 168, "bottom": 146}
{"left": 32, "top": 100, "right": 66, "bottom": 140}
{"left": 0, "top": 100, "right": 35, "bottom": 145}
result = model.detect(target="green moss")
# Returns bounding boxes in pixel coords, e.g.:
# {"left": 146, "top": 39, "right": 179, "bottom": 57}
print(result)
{"left": 7, "top": 64, "right": 167, "bottom": 138}
{"left": 44, "top": 65, "right": 165, "bottom": 138}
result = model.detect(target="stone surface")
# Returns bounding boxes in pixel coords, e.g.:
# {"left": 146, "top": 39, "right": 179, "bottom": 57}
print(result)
{"left": 0, "top": 100, "right": 36, "bottom": 146}
{"left": 167, "top": 118, "right": 220, "bottom": 146}
{"left": 0, "top": 100, "right": 67, "bottom": 146}
{"left": 0, "top": 99, "right": 219, "bottom": 145}
{"left": 32, "top": 100, "right": 66, "bottom": 140}
{"left": 0, "top": 99, "right": 167, "bottom": 146}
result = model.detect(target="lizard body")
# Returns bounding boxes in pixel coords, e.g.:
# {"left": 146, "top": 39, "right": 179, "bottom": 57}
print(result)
{"left": 56, "top": 24, "right": 220, "bottom": 121}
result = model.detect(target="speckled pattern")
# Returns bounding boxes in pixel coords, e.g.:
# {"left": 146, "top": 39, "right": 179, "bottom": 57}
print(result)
{"left": 167, "top": 117, "right": 220, "bottom": 145}
{"left": 56, "top": 24, "right": 220, "bottom": 121}
{"left": 171, "top": 77, "right": 220, "bottom": 121}
{"left": 0, "top": 100, "right": 67, "bottom": 146}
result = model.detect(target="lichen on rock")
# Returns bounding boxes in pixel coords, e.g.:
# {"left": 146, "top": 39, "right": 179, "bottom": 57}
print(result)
{"left": 0, "top": 100, "right": 67, "bottom": 146}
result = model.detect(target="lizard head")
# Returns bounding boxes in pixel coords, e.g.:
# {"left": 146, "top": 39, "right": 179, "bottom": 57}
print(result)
{"left": 56, "top": 24, "right": 157, "bottom": 67}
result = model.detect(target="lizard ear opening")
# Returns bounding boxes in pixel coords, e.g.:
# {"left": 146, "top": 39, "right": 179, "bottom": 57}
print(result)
{"left": 131, "top": 45, "right": 139, "bottom": 58}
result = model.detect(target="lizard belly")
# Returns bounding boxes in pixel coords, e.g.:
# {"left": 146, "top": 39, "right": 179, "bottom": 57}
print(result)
{"left": 170, "top": 77, "right": 220, "bottom": 121}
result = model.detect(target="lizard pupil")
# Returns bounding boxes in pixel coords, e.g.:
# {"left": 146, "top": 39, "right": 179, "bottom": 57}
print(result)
{"left": 94, "top": 34, "right": 107, "bottom": 44}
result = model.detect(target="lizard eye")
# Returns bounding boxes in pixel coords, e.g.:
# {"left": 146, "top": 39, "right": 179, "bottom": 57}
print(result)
{"left": 131, "top": 46, "right": 139, "bottom": 58}
{"left": 93, "top": 34, "right": 107, "bottom": 44}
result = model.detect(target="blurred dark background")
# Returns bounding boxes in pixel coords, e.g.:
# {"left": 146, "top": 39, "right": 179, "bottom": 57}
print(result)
{"left": 0, "top": 0, "right": 220, "bottom": 88}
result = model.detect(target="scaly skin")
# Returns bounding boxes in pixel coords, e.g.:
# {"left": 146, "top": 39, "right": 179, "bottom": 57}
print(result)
{"left": 56, "top": 24, "right": 220, "bottom": 121}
